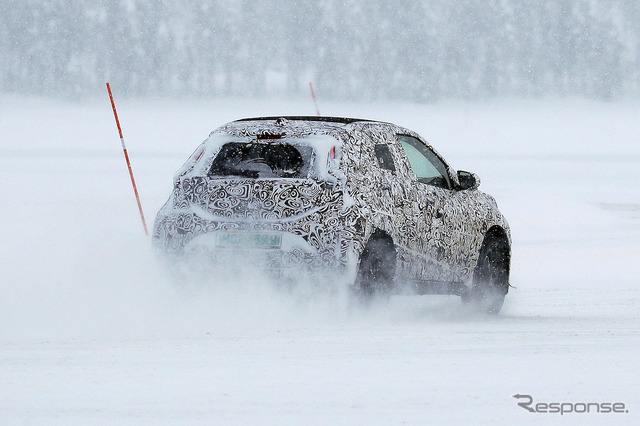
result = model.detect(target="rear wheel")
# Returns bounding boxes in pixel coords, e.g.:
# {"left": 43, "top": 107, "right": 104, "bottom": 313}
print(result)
{"left": 462, "top": 235, "right": 510, "bottom": 314}
{"left": 354, "top": 234, "right": 397, "bottom": 299}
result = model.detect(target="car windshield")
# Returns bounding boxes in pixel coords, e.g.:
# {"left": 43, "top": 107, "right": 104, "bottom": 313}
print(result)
{"left": 208, "top": 141, "right": 314, "bottom": 179}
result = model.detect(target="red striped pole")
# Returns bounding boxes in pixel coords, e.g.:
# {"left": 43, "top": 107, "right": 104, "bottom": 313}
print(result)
{"left": 106, "top": 82, "right": 149, "bottom": 236}
{"left": 309, "top": 82, "right": 321, "bottom": 116}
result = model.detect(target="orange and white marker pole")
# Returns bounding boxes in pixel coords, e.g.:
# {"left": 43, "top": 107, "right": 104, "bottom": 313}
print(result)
{"left": 309, "top": 82, "right": 321, "bottom": 116}
{"left": 106, "top": 82, "right": 149, "bottom": 236}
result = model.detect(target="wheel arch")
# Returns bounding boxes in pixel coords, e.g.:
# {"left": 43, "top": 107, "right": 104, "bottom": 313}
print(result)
{"left": 366, "top": 228, "right": 395, "bottom": 246}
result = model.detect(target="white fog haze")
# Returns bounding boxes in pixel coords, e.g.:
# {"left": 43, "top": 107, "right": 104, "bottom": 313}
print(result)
{"left": 1, "top": 1, "right": 639, "bottom": 424}
{"left": 1, "top": 0, "right": 638, "bottom": 101}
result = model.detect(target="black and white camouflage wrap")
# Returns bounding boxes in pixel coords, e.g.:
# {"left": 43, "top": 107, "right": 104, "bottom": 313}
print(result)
{"left": 153, "top": 117, "right": 510, "bottom": 289}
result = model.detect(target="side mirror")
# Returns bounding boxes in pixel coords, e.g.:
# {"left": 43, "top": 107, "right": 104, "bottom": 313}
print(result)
{"left": 457, "top": 170, "right": 480, "bottom": 191}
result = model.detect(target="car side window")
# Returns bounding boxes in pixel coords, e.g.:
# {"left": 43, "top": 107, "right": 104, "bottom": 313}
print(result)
{"left": 398, "top": 135, "right": 451, "bottom": 189}
{"left": 374, "top": 144, "right": 396, "bottom": 173}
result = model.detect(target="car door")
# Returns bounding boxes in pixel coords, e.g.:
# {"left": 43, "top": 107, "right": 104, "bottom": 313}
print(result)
{"left": 395, "top": 134, "right": 459, "bottom": 282}
{"left": 358, "top": 126, "right": 408, "bottom": 227}
{"left": 355, "top": 126, "right": 427, "bottom": 276}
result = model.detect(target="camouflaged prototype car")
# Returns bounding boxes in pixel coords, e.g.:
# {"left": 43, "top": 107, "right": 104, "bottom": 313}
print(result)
{"left": 153, "top": 116, "right": 511, "bottom": 313}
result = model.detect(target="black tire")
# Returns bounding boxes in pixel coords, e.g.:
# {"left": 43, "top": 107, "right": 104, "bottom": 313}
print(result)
{"left": 354, "top": 235, "right": 397, "bottom": 299}
{"left": 462, "top": 235, "right": 510, "bottom": 314}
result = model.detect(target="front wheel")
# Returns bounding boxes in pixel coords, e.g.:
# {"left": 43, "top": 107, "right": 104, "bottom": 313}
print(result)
{"left": 462, "top": 236, "right": 510, "bottom": 314}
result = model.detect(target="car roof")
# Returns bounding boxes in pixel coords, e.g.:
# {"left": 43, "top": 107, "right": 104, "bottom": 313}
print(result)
{"left": 233, "top": 116, "right": 379, "bottom": 125}
{"left": 214, "top": 116, "right": 417, "bottom": 144}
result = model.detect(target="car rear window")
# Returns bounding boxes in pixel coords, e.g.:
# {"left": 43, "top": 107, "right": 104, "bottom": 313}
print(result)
{"left": 208, "top": 142, "right": 314, "bottom": 179}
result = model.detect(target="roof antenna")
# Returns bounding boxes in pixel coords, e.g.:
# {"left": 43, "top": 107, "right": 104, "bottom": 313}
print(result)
{"left": 309, "top": 82, "right": 321, "bottom": 116}
{"left": 275, "top": 117, "right": 289, "bottom": 126}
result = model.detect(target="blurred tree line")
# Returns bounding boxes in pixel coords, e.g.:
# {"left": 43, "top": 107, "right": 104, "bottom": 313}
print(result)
{"left": 0, "top": 0, "right": 637, "bottom": 101}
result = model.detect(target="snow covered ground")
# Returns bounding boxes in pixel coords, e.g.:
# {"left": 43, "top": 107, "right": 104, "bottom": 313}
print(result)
{"left": 1, "top": 95, "right": 638, "bottom": 424}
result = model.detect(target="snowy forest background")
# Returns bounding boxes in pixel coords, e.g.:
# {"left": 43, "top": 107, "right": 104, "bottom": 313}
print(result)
{"left": 1, "top": 0, "right": 638, "bottom": 101}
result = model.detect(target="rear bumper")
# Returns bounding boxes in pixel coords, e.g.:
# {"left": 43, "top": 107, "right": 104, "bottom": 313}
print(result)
{"left": 153, "top": 214, "right": 350, "bottom": 272}
{"left": 183, "top": 230, "right": 341, "bottom": 270}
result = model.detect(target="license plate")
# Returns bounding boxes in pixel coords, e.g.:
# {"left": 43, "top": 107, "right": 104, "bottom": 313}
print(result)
{"left": 217, "top": 232, "right": 281, "bottom": 249}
